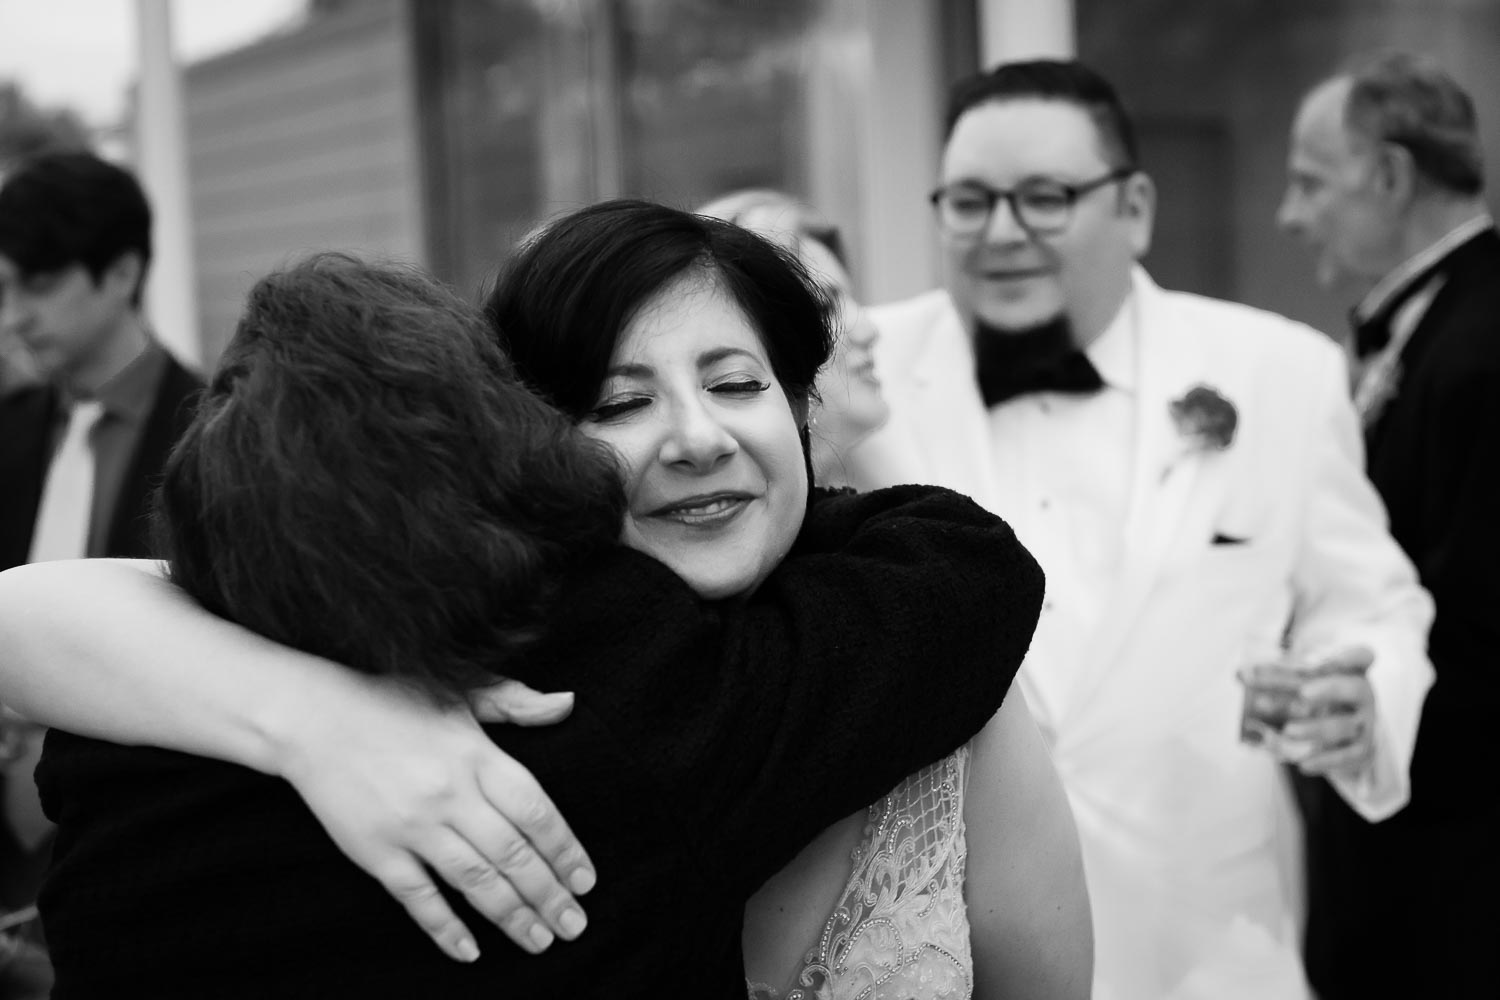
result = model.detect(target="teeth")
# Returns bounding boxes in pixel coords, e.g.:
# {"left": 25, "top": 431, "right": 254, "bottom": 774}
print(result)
{"left": 674, "top": 498, "right": 736, "bottom": 516}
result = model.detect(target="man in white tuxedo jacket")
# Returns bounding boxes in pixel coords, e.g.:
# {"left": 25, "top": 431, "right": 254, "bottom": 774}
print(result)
{"left": 846, "top": 60, "right": 1434, "bottom": 1000}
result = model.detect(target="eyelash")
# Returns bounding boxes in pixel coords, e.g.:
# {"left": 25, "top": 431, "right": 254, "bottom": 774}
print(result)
{"left": 586, "top": 379, "right": 771, "bottom": 423}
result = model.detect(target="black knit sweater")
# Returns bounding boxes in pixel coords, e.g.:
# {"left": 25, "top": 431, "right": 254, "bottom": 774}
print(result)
{"left": 37, "top": 485, "right": 1043, "bottom": 998}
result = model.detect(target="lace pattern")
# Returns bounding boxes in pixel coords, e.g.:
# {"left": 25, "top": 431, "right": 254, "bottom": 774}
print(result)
{"left": 748, "top": 746, "right": 973, "bottom": 1000}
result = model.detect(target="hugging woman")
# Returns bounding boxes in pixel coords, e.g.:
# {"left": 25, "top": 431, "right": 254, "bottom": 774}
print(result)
{"left": 0, "top": 205, "right": 1087, "bottom": 997}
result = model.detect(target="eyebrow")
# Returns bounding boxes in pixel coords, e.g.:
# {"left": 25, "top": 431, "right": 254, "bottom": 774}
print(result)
{"left": 604, "top": 346, "right": 767, "bottom": 379}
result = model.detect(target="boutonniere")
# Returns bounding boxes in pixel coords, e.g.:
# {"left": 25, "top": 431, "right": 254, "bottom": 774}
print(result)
{"left": 1162, "top": 384, "right": 1237, "bottom": 481}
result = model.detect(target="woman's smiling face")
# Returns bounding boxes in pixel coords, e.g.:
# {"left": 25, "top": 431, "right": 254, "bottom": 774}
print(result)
{"left": 580, "top": 270, "right": 809, "bottom": 601}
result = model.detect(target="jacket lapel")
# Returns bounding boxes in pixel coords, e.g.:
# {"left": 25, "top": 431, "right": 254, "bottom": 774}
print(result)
{"left": 1055, "top": 273, "right": 1236, "bottom": 742}
{"left": 892, "top": 299, "right": 1004, "bottom": 506}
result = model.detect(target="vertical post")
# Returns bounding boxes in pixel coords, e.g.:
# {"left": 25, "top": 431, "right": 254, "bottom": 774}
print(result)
{"left": 978, "top": 0, "right": 1075, "bottom": 66}
{"left": 133, "top": 0, "right": 200, "bottom": 367}
{"left": 858, "top": 0, "right": 944, "bottom": 302}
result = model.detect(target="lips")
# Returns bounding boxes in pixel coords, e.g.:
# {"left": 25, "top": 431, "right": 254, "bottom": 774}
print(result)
{"left": 647, "top": 491, "right": 754, "bottom": 527}
{"left": 978, "top": 266, "right": 1051, "bottom": 281}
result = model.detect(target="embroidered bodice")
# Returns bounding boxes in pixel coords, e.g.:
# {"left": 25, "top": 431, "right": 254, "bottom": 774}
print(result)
{"left": 748, "top": 745, "right": 973, "bottom": 1000}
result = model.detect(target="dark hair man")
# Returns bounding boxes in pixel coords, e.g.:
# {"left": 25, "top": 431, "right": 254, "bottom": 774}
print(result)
{"left": 1279, "top": 51, "right": 1499, "bottom": 1000}
{"left": 0, "top": 151, "right": 202, "bottom": 950}
{"left": 844, "top": 58, "right": 1435, "bottom": 999}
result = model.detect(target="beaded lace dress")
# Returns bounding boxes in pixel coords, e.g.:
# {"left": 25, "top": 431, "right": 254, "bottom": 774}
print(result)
{"left": 747, "top": 745, "right": 973, "bottom": 1000}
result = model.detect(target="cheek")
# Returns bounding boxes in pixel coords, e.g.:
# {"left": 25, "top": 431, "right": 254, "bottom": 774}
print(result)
{"left": 578, "top": 424, "right": 647, "bottom": 498}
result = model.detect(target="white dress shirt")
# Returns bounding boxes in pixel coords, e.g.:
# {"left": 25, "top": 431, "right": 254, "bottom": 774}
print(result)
{"left": 989, "top": 296, "right": 1136, "bottom": 736}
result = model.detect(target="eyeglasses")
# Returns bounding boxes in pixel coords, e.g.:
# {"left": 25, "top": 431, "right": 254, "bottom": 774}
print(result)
{"left": 929, "top": 167, "right": 1136, "bottom": 237}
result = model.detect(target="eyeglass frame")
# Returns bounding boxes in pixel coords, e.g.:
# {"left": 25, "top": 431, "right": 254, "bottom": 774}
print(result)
{"left": 928, "top": 166, "right": 1138, "bottom": 237}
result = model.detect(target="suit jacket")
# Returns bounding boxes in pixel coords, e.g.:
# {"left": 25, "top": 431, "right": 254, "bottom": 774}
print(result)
{"left": 846, "top": 271, "right": 1434, "bottom": 1000}
{"left": 0, "top": 352, "right": 202, "bottom": 570}
{"left": 0, "top": 351, "right": 201, "bottom": 906}
{"left": 1298, "top": 228, "right": 1500, "bottom": 999}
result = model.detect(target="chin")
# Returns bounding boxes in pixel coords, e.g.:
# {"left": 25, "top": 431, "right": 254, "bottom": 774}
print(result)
{"left": 973, "top": 309, "right": 1066, "bottom": 335}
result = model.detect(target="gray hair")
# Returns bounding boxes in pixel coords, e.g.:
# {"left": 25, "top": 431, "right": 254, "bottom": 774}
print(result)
{"left": 1342, "top": 50, "right": 1484, "bottom": 196}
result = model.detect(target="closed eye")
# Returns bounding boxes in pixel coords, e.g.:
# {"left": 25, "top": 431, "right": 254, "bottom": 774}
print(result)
{"left": 709, "top": 378, "right": 771, "bottom": 397}
{"left": 587, "top": 395, "right": 651, "bottom": 422}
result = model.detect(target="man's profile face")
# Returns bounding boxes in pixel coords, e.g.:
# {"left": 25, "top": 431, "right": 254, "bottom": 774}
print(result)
{"left": 938, "top": 98, "right": 1152, "bottom": 343}
{"left": 0, "top": 255, "right": 131, "bottom": 380}
{"left": 1277, "top": 79, "right": 1401, "bottom": 292}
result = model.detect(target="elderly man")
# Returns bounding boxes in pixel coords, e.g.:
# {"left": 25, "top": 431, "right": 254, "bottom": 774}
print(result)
{"left": 1279, "top": 51, "right": 1500, "bottom": 999}
{"left": 845, "top": 59, "right": 1435, "bottom": 1000}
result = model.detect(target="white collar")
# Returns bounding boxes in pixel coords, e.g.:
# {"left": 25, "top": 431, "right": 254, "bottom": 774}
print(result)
{"left": 1354, "top": 211, "right": 1492, "bottom": 323}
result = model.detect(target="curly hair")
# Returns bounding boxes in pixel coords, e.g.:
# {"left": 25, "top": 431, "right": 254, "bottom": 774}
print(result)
{"left": 155, "top": 253, "right": 626, "bottom": 702}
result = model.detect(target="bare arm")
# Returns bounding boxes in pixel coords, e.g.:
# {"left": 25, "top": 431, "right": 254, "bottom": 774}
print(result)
{"left": 965, "top": 688, "right": 1093, "bottom": 1000}
{"left": 0, "top": 558, "right": 593, "bottom": 961}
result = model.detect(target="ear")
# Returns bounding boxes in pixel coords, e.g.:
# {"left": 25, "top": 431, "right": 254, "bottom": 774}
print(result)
{"left": 1373, "top": 141, "right": 1417, "bottom": 206}
{"left": 101, "top": 251, "right": 144, "bottom": 302}
{"left": 1120, "top": 171, "right": 1157, "bottom": 258}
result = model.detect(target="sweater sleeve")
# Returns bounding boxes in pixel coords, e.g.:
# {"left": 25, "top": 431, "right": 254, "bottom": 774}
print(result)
{"left": 532, "top": 484, "right": 1044, "bottom": 896}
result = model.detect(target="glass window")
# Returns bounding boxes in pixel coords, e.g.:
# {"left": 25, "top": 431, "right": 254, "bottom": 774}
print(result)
{"left": 415, "top": 0, "right": 876, "bottom": 297}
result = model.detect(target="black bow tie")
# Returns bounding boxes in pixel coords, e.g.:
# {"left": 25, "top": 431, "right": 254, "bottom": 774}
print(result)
{"left": 974, "top": 322, "right": 1104, "bottom": 408}
{"left": 1350, "top": 254, "right": 1456, "bottom": 359}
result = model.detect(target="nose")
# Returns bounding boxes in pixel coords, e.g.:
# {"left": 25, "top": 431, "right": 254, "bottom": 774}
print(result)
{"left": 1275, "top": 188, "right": 1304, "bottom": 235}
{"left": 847, "top": 309, "right": 879, "bottom": 350}
{"left": 0, "top": 289, "right": 28, "bottom": 337}
{"left": 659, "top": 395, "right": 738, "bottom": 471}
{"left": 981, "top": 195, "right": 1032, "bottom": 245}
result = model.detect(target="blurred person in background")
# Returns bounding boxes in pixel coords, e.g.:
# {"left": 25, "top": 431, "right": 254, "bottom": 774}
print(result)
{"left": 1278, "top": 50, "right": 1500, "bottom": 999}
{"left": 696, "top": 190, "right": 890, "bottom": 487}
{"left": 843, "top": 58, "right": 1435, "bottom": 999}
{"left": 0, "top": 331, "right": 39, "bottom": 397}
{"left": 0, "top": 150, "right": 200, "bottom": 979}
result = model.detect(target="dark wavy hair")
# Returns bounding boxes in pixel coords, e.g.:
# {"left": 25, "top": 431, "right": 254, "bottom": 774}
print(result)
{"left": 483, "top": 199, "right": 835, "bottom": 423}
{"left": 945, "top": 59, "right": 1140, "bottom": 171}
{"left": 155, "top": 253, "right": 626, "bottom": 703}
{"left": 0, "top": 151, "right": 153, "bottom": 304}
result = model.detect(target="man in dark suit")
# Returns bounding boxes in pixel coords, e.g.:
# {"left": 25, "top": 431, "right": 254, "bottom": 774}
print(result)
{"left": 1279, "top": 51, "right": 1499, "bottom": 998}
{"left": 0, "top": 152, "right": 201, "bottom": 947}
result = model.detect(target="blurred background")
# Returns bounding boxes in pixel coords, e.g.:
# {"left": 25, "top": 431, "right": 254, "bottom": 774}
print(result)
{"left": 3, "top": 0, "right": 1498, "bottom": 371}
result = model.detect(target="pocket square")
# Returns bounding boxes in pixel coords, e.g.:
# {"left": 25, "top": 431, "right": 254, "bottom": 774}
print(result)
{"left": 1211, "top": 532, "right": 1249, "bottom": 546}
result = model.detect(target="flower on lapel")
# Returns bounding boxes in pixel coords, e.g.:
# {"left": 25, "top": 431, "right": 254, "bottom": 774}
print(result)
{"left": 1170, "top": 384, "right": 1238, "bottom": 452}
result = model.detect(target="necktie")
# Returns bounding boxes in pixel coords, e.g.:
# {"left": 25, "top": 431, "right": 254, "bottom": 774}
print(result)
{"left": 974, "top": 328, "right": 1104, "bottom": 408}
{"left": 27, "top": 398, "right": 105, "bottom": 563}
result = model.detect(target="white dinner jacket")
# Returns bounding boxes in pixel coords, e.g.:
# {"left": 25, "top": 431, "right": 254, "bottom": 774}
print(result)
{"left": 846, "top": 270, "right": 1434, "bottom": 1000}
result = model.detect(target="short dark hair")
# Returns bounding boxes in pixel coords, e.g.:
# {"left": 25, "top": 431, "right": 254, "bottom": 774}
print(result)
{"left": 483, "top": 199, "right": 834, "bottom": 422}
{"left": 1342, "top": 51, "right": 1484, "bottom": 196}
{"left": 944, "top": 59, "right": 1140, "bottom": 170}
{"left": 0, "top": 151, "right": 153, "bottom": 303}
{"left": 156, "top": 253, "right": 626, "bottom": 703}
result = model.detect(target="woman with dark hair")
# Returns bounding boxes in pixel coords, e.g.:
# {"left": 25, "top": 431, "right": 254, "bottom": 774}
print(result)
{"left": 695, "top": 188, "right": 890, "bottom": 487}
{"left": 0, "top": 207, "right": 1089, "bottom": 997}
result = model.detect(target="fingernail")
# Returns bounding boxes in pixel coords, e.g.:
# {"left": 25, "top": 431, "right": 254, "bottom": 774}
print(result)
{"left": 558, "top": 907, "right": 587, "bottom": 938}
{"left": 569, "top": 867, "right": 596, "bottom": 894}
{"left": 529, "top": 923, "right": 555, "bottom": 952}
{"left": 454, "top": 937, "right": 480, "bottom": 963}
